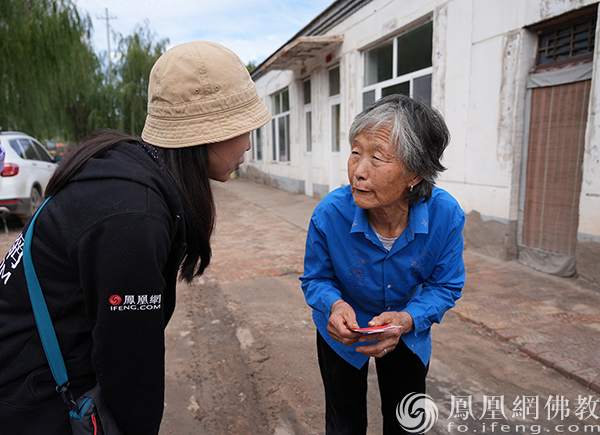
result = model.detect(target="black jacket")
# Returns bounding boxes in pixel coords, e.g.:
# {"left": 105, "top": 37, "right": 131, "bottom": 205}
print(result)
{"left": 0, "top": 143, "right": 187, "bottom": 434}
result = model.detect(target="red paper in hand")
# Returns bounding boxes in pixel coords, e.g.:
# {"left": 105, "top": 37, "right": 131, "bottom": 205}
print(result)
{"left": 351, "top": 325, "right": 401, "bottom": 334}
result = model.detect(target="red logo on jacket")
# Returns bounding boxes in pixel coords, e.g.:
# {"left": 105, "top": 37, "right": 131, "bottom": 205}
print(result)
{"left": 109, "top": 295, "right": 123, "bottom": 306}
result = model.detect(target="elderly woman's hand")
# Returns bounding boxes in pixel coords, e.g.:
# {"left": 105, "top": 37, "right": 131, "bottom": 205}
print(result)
{"left": 328, "top": 300, "right": 363, "bottom": 346}
{"left": 355, "top": 311, "right": 414, "bottom": 358}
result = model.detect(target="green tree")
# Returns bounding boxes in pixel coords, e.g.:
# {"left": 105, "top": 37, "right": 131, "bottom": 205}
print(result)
{"left": 0, "top": 0, "right": 168, "bottom": 144}
{"left": 78, "top": 58, "right": 120, "bottom": 139}
{"left": 0, "top": 0, "right": 97, "bottom": 142}
{"left": 246, "top": 60, "right": 257, "bottom": 72}
{"left": 116, "top": 22, "right": 168, "bottom": 136}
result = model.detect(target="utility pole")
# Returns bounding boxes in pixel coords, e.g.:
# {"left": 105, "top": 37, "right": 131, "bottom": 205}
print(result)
{"left": 97, "top": 8, "right": 117, "bottom": 85}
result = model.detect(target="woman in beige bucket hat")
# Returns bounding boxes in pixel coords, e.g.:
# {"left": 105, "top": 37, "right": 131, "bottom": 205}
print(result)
{"left": 0, "top": 41, "right": 270, "bottom": 435}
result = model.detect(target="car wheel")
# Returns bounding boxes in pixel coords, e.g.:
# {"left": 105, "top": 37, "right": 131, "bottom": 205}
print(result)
{"left": 21, "top": 187, "right": 43, "bottom": 225}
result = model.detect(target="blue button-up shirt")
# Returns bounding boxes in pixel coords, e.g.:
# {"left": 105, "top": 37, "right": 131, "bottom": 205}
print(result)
{"left": 301, "top": 185, "right": 465, "bottom": 369}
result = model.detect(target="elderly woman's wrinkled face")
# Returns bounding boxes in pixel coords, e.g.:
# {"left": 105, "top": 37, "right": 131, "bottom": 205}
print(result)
{"left": 348, "top": 127, "right": 420, "bottom": 212}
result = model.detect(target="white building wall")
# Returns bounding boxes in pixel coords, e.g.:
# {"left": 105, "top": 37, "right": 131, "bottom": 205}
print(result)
{"left": 579, "top": 6, "right": 600, "bottom": 240}
{"left": 248, "top": 0, "right": 600, "bottom": 242}
{"left": 251, "top": 70, "right": 289, "bottom": 178}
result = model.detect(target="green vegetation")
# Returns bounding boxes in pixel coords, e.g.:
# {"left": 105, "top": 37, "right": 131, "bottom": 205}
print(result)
{"left": 0, "top": 0, "right": 168, "bottom": 144}
{"left": 246, "top": 60, "right": 257, "bottom": 72}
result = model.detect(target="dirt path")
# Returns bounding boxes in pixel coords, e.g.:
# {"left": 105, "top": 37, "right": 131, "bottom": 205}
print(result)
{"left": 1, "top": 185, "right": 596, "bottom": 434}
{"left": 160, "top": 274, "right": 595, "bottom": 434}
{"left": 157, "top": 184, "right": 596, "bottom": 434}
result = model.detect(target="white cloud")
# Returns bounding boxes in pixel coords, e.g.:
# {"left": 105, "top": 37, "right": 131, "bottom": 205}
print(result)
{"left": 75, "top": 0, "right": 333, "bottom": 65}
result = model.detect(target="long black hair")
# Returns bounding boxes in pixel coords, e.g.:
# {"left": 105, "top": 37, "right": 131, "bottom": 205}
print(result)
{"left": 45, "top": 129, "right": 214, "bottom": 283}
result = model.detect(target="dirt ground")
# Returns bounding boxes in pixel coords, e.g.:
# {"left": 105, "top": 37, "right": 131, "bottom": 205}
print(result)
{"left": 158, "top": 273, "right": 595, "bottom": 434}
{"left": 1, "top": 186, "right": 596, "bottom": 435}
{"left": 156, "top": 184, "right": 597, "bottom": 435}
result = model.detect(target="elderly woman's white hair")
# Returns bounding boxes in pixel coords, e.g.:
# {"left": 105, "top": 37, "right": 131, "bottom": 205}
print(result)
{"left": 348, "top": 94, "right": 450, "bottom": 206}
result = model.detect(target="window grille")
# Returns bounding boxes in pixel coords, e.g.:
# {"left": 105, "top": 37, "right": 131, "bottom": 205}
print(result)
{"left": 537, "top": 18, "right": 596, "bottom": 67}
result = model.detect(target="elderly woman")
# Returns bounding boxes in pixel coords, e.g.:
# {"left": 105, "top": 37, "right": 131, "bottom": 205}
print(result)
{"left": 301, "top": 94, "right": 465, "bottom": 434}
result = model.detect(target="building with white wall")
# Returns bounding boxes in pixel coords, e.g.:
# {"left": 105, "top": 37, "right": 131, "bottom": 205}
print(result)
{"left": 244, "top": 0, "right": 600, "bottom": 285}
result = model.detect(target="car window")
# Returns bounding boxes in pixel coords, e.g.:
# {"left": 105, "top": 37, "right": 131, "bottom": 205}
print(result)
{"left": 9, "top": 139, "right": 25, "bottom": 158}
{"left": 18, "top": 138, "right": 42, "bottom": 161}
{"left": 32, "top": 140, "right": 53, "bottom": 163}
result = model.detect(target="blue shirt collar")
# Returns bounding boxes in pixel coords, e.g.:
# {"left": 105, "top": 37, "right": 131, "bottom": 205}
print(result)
{"left": 349, "top": 198, "right": 429, "bottom": 238}
{"left": 410, "top": 199, "right": 429, "bottom": 235}
{"left": 350, "top": 206, "right": 369, "bottom": 234}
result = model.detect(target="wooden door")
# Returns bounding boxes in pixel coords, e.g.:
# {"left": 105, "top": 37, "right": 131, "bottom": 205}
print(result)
{"left": 520, "top": 79, "right": 591, "bottom": 275}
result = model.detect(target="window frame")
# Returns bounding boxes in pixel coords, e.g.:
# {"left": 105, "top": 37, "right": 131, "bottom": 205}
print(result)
{"left": 303, "top": 78, "right": 312, "bottom": 153}
{"left": 252, "top": 127, "right": 263, "bottom": 161}
{"left": 361, "top": 21, "right": 433, "bottom": 108}
{"left": 328, "top": 65, "right": 341, "bottom": 153}
{"left": 32, "top": 139, "right": 53, "bottom": 162}
{"left": 271, "top": 88, "right": 291, "bottom": 163}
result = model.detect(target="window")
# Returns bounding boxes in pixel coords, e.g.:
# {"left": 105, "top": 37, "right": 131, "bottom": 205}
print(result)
{"left": 362, "top": 21, "right": 433, "bottom": 108}
{"left": 9, "top": 140, "right": 24, "bottom": 158}
{"left": 303, "top": 78, "right": 312, "bottom": 152}
{"left": 397, "top": 23, "right": 433, "bottom": 76}
{"left": 329, "top": 66, "right": 341, "bottom": 152}
{"left": 365, "top": 42, "right": 393, "bottom": 86}
{"left": 32, "top": 140, "right": 53, "bottom": 162}
{"left": 252, "top": 127, "right": 263, "bottom": 161}
{"left": 536, "top": 16, "right": 596, "bottom": 70}
{"left": 271, "top": 88, "right": 290, "bottom": 162}
{"left": 331, "top": 104, "right": 340, "bottom": 152}
{"left": 10, "top": 138, "right": 53, "bottom": 162}
{"left": 329, "top": 66, "right": 340, "bottom": 96}
{"left": 303, "top": 78, "right": 311, "bottom": 105}
{"left": 19, "top": 139, "right": 41, "bottom": 160}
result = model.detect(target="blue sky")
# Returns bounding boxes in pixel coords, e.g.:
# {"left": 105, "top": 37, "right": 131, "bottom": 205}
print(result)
{"left": 74, "top": 0, "right": 334, "bottom": 66}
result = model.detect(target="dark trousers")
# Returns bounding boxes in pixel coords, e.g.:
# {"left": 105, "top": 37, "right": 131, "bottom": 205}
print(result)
{"left": 317, "top": 331, "right": 428, "bottom": 435}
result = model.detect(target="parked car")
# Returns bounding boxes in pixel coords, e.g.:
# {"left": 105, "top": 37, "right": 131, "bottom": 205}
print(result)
{"left": 0, "top": 131, "right": 59, "bottom": 224}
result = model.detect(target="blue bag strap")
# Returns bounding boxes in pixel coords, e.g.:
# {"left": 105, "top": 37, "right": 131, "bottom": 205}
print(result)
{"left": 22, "top": 195, "right": 69, "bottom": 388}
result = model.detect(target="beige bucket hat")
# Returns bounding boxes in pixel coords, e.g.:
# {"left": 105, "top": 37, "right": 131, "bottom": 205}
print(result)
{"left": 142, "top": 41, "right": 271, "bottom": 148}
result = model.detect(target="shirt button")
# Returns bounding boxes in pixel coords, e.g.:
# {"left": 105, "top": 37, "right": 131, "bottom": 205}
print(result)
{"left": 387, "top": 307, "right": 391, "bottom": 311}
{"left": 386, "top": 285, "right": 391, "bottom": 289}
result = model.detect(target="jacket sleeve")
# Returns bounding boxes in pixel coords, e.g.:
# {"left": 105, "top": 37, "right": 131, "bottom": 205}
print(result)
{"left": 404, "top": 209, "right": 465, "bottom": 334}
{"left": 300, "top": 218, "right": 344, "bottom": 318}
{"left": 68, "top": 212, "right": 174, "bottom": 435}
